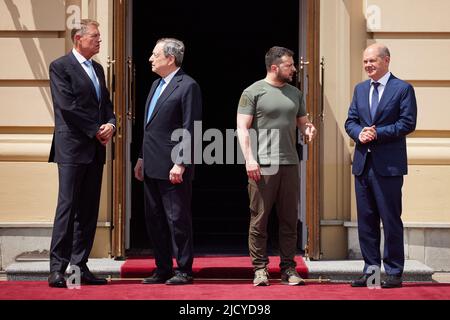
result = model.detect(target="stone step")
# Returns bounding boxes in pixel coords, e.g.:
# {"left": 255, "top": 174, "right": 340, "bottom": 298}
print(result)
{"left": 306, "top": 260, "right": 434, "bottom": 282}
{"left": 6, "top": 259, "right": 434, "bottom": 282}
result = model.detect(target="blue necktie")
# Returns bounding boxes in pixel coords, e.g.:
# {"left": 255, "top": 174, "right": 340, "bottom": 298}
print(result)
{"left": 84, "top": 60, "right": 101, "bottom": 100}
{"left": 146, "top": 79, "right": 166, "bottom": 123}
{"left": 371, "top": 82, "right": 380, "bottom": 120}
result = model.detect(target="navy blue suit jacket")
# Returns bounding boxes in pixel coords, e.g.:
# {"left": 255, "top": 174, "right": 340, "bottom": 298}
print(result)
{"left": 141, "top": 69, "right": 202, "bottom": 180}
{"left": 48, "top": 52, "right": 116, "bottom": 164}
{"left": 345, "top": 74, "right": 417, "bottom": 176}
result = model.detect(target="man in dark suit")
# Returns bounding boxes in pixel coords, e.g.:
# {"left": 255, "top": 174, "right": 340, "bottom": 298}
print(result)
{"left": 134, "top": 38, "right": 202, "bottom": 285}
{"left": 345, "top": 43, "right": 417, "bottom": 288}
{"left": 48, "top": 19, "right": 116, "bottom": 288}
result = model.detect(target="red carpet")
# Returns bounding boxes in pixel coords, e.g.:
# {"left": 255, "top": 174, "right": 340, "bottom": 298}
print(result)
{"left": 120, "top": 255, "right": 308, "bottom": 279}
{"left": 1, "top": 281, "right": 449, "bottom": 300}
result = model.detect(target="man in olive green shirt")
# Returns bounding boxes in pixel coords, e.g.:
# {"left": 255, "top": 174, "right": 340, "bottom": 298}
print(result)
{"left": 237, "top": 46, "right": 317, "bottom": 286}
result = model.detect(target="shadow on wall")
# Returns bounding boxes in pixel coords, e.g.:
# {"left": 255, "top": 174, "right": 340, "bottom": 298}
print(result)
{"left": 321, "top": 93, "right": 352, "bottom": 218}
{"left": 4, "top": 0, "right": 66, "bottom": 122}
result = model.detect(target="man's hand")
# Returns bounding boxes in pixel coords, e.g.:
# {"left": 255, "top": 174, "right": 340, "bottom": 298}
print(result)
{"left": 297, "top": 116, "right": 317, "bottom": 143}
{"left": 169, "top": 164, "right": 185, "bottom": 184}
{"left": 359, "top": 126, "right": 377, "bottom": 144}
{"left": 246, "top": 161, "right": 261, "bottom": 182}
{"left": 96, "top": 123, "right": 115, "bottom": 146}
{"left": 134, "top": 159, "right": 144, "bottom": 182}
{"left": 303, "top": 122, "right": 317, "bottom": 142}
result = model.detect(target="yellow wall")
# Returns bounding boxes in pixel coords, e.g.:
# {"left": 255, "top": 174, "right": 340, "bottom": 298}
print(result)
{"left": 321, "top": 0, "right": 450, "bottom": 260}
{"left": 319, "top": 0, "right": 367, "bottom": 259}
{"left": 365, "top": 0, "right": 450, "bottom": 32}
{"left": 364, "top": 0, "right": 450, "bottom": 225}
{"left": 0, "top": 0, "right": 114, "bottom": 265}
{"left": 2, "top": 0, "right": 449, "bottom": 265}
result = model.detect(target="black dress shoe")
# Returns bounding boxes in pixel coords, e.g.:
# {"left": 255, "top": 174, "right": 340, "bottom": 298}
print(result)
{"left": 350, "top": 274, "right": 370, "bottom": 287}
{"left": 48, "top": 271, "right": 67, "bottom": 288}
{"left": 80, "top": 269, "right": 108, "bottom": 285}
{"left": 142, "top": 273, "right": 172, "bottom": 284}
{"left": 165, "top": 272, "right": 193, "bottom": 285}
{"left": 381, "top": 275, "right": 402, "bottom": 288}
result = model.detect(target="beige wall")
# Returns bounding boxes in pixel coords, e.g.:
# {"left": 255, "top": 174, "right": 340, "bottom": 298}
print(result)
{"left": 364, "top": 0, "right": 450, "bottom": 225}
{"left": 321, "top": 0, "right": 450, "bottom": 260}
{"left": 319, "top": 0, "right": 367, "bottom": 259}
{"left": 0, "top": 0, "right": 114, "bottom": 266}
{"left": 365, "top": 0, "right": 450, "bottom": 33}
{"left": 0, "top": 0, "right": 65, "bottom": 31}
{"left": 3, "top": 0, "right": 449, "bottom": 265}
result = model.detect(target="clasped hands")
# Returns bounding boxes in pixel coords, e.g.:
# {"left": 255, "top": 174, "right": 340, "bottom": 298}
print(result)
{"left": 359, "top": 125, "right": 377, "bottom": 144}
{"left": 96, "top": 123, "right": 115, "bottom": 146}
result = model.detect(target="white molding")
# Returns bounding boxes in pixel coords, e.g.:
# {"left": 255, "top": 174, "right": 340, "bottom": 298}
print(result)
{"left": 344, "top": 221, "right": 450, "bottom": 228}
{"left": 348, "top": 138, "right": 450, "bottom": 165}
{"left": 407, "top": 138, "right": 450, "bottom": 165}
{"left": 0, "top": 134, "right": 52, "bottom": 162}
{"left": 320, "top": 220, "right": 345, "bottom": 226}
{"left": 0, "top": 221, "right": 111, "bottom": 228}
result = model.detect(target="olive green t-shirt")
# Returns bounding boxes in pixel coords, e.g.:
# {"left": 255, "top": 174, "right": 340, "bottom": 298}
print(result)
{"left": 237, "top": 80, "right": 306, "bottom": 165}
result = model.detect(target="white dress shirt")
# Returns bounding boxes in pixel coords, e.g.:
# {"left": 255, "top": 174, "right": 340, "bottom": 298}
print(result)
{"left": 359, "top": 71, "right": 391, "bottom": 148}
{"left": 160, "top": 67, "right": 180, "bottom": 95}
{"left": 72, "top": 49, "right": 116, "bottom": 131}
{"left": 369, "top": 71, "right": 391, "bottom": 108}
{"left": 72, "top": 49, "right": 100, "bottom": 88}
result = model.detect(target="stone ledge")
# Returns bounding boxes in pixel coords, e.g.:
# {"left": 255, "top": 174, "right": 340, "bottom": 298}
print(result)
{"left": 0, "top": 222, "right": 111, "bottom": 228}
{"left": 305, "top": 260, "right": 434, "bottom": 282}
{"left": 344, "top": 221, "right": 450, "bottom": 229}
{"left": 6, "top": 259, "right": 124, "bottom": 281}
{"left": 6, "top": 259, "right": 434, "bottom": 282}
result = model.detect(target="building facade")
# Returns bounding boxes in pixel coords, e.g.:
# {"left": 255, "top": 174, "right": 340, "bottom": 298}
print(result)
{"left": 0, "top": 0, "right": 449, "bottom": 272}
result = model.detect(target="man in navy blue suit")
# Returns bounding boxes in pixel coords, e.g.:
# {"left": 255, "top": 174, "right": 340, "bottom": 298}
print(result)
{"left": 134, "top": 38, "right": 202, "bottom": 285}
{"left": 48, "top": 19, "right": 116, "bottom": 288}
{"left": 345, "top": 43, "right": 417, "bottom": 288}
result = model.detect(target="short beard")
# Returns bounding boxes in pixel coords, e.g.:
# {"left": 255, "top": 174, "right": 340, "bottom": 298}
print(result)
{"left": 276, "top": 71, "right": 292, "bottom": 84}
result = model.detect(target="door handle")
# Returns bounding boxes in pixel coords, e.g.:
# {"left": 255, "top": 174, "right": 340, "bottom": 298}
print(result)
{"left": 297, "top": 56, "right": 310, "bottom": 93}
{"left": 126, "top": 57, "right": 136, "bottom": 123}
{"left": 320, "top": 56, "right": 325, "bottom": 122}
{"left": 106, "top": 56, "right": 116, "bottom": 99}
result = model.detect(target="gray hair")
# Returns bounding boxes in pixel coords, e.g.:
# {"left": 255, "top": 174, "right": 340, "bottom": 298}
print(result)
{"left": 71, "top": 19, "right": 99, "bottom": 43}
{"left": 157, "top": 38, "right": 185, "bottom": 67}
{"left": 378, "top": 46, "right": 391, "bottom": 58}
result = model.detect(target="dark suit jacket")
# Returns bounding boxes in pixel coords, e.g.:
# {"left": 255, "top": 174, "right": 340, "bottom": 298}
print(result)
{"left": 48, "top": 52, "right": 116, "bottom": 164}
{"left": 345, "top": 74, "right": 417, "bottom": 176}
{"left": 141, "top": 69, "right": 202, "bottom": 180}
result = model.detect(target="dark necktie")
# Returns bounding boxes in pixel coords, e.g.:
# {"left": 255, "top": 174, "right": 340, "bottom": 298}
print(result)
{"left": 371, "top": 82, "right": 380, "bottom": 120}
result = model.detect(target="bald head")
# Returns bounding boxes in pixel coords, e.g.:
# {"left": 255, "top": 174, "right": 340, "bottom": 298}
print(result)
{"left": 363, "top": 43, "right": 391, "bottom": 81}
{"left": 365, "top": 43, "right": 390, "bottom": 59}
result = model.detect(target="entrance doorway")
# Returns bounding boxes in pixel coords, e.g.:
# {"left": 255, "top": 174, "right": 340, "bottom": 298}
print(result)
{"left": 123, "top": 0, "right": 307, "bottom": 255}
